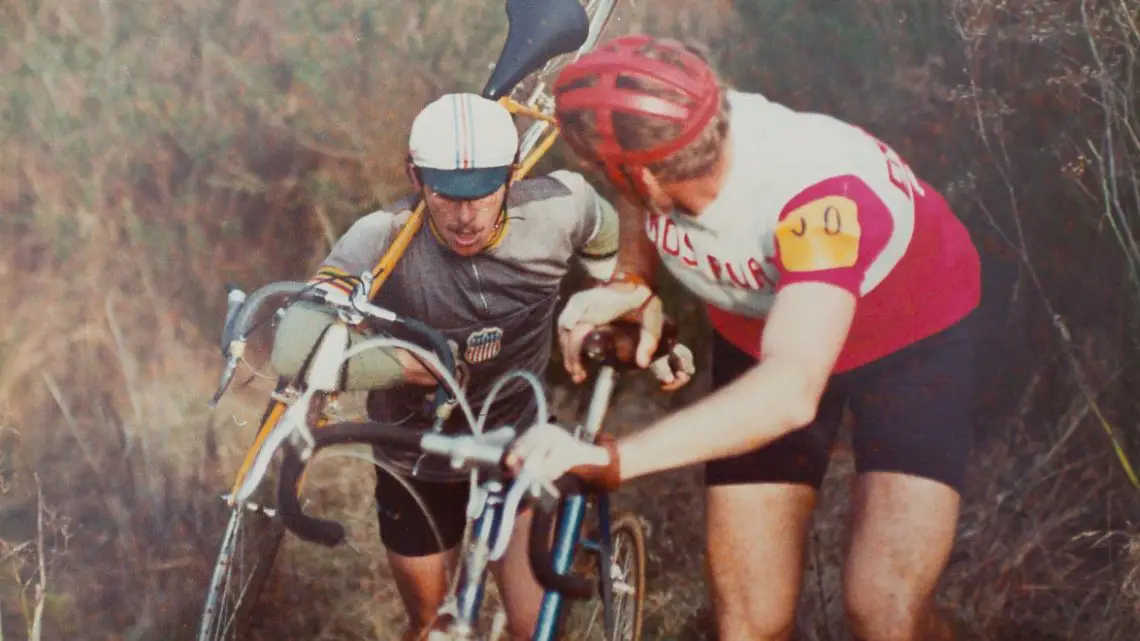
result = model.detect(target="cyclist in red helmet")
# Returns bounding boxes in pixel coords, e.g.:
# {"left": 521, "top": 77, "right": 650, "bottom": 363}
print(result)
{"left": 506, "top": 34, "right": 980, "bottom": 641}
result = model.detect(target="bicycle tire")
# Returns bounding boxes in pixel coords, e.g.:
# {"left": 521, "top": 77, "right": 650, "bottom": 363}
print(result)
{"left": 196, "top": 481, "right": 285, "bottom": 641}
{"left": 561, "top": 510, "right": 647, "bottom": 641}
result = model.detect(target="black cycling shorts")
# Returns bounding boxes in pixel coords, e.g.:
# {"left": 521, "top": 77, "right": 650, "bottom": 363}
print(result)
{"left": 705, "top": 312, "right": 977, "bottom": 493}
{"left": 374, "top": 469, "right": 471, "bottom": 558}
{"left": 373, "top": 418, "right": 557, "bottom": 558}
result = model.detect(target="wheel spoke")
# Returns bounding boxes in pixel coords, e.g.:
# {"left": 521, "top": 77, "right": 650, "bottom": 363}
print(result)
{"left": 198, "top": 498, "right": 282, "bottom": 641}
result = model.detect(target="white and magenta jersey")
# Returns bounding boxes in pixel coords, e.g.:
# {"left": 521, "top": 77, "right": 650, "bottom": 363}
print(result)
{"left": 648, "top": 90, "right": 981, "bottom": 373}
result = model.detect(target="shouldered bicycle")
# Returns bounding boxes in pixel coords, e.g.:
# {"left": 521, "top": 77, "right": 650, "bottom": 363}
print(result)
{"left": 195, "top": 0, "right": 635, "bottom": 637}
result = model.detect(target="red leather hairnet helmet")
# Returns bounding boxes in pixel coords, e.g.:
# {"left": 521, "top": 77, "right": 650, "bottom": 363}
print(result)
{"left": 552, "top": 34, "right": 721, "bottom": 199}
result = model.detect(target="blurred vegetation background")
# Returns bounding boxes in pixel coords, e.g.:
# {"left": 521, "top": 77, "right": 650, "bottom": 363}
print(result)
{"left": 1, "top": 0, "right": 1139, "bottom": 639}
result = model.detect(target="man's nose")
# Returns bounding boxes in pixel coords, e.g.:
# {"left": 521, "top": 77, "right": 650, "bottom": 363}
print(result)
{"left": 455, "top": 201, "right": 477, "bottom": 224}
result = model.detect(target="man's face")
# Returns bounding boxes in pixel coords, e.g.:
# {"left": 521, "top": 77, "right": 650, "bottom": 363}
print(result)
{"left": 423, "top": 184, "right": 508, "bottom": 256}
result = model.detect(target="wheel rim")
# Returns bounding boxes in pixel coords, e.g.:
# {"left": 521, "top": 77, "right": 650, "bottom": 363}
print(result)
{"left": 581, "top": 528, "right": 639, "bottom": 639}
{"left": 570, "top": 517, "right": 645, "bottom": 641}
{"left": 197, "top": 501, "right": 281, "bottom": 641}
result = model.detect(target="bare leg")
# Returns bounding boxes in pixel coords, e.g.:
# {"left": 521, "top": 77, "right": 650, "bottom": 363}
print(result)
{"left": 490, "top": 508, "right": 544, "bottom": 641}
{"left": 706, "top": 483, "right": 818, "bottom": 641}
{"left": 387, "top": 547, "right": 461, "bottom": 641}
{"left": 843, "top": 471, "right": 960, "bottom": 641}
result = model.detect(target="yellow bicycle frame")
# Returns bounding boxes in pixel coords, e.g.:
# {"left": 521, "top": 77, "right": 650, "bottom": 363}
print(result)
{"left": 224, "top": 97, "right": 562, "bottom": 501}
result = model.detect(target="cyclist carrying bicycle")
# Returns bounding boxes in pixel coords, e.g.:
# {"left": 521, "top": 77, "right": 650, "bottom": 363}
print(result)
{"left": 269, "top": 92, "right": 694, "bottom": 641}
{"left": 505, "top": 35, "right": 981, "bottom": 641}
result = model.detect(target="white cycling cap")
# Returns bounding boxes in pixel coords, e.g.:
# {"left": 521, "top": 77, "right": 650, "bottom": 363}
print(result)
{"left": 408, "top": 93, "right": 520, "bottom": 199}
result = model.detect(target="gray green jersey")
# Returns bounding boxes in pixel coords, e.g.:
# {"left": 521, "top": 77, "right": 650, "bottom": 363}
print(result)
{"left": 313, "top": 170, "right": 615, "bottom": 479}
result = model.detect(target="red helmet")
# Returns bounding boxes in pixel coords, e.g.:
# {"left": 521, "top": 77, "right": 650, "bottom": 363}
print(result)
{"left": 553, "top": 34, "right": 721, "bottom": 198}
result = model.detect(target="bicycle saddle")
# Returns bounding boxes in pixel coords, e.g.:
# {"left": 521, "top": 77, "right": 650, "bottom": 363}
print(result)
{"left": 481, "top": 0, "right": 590, "bottom": 100}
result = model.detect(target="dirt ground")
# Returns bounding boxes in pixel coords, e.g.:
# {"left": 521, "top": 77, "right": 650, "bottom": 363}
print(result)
{"left": 204, "top": 355, "right": 1140, "bottom": 641}
{"left": 218, "top": 372, "right": 869, "bottom": 641}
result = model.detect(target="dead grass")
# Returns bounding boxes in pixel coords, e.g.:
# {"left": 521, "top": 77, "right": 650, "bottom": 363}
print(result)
{"left": 2, "top": 0, "right": 1140, "bottom": 639}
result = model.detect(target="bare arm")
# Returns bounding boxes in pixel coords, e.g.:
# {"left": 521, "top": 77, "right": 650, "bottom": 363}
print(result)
{"left": 558, "top": 195, "right": 667, "bottom": 379}
{"left": 615, "top": 282, "right": 855, "bottom": 481}
{"left": 612, "top": 176, "right": 902, "bottom": 478}
{"left": 271, "top": 301, "right": 437, "bottom": 390}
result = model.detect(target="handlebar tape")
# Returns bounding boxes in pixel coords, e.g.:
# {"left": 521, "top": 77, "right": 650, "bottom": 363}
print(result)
{"left": 393, "top": 316, "right": 457, "bottom": 416}
{"left": 277, "top": 445, "right": 347, "bottom": 547}
{"left": 220, "top": 284, "right": 247, "bottom": 355}
{"left": 527, "top": 475, "right": 595, "bottom": 600}
{"left": 275, "top": 421, "right": 427, "bottom": 547}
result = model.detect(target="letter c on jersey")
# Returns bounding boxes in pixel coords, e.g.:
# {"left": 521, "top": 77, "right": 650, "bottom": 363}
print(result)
{"left": 775, "top": 196, "right": 862, "bottom": 273}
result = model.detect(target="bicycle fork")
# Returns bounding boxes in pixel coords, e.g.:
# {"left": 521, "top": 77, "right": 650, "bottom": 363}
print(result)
{"left": 531, "top": 490, "right": 617, "bottom": 641}
{"left": 438, "top": 482, "right": 505, "bottom": 641}
{"left": 532, "top": 364, "right": 620, "bottom": 640}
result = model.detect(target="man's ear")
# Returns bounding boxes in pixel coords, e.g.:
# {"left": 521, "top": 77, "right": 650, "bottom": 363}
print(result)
{"left": 633, "top": 166, "right": 669, "bottom": 205}
{"left": 405, "top": 160, "right": 422, "bottom": 191}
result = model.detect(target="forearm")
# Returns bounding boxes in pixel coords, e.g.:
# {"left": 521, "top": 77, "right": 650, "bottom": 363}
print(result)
{"left": 271, "top": 301, "right": 424, "bottom": 390}
{"left": 615, "top": 354, "right": 818, "bottom": 481}
{"left": 393, "top": 350, "right": 440, "bottom": 386}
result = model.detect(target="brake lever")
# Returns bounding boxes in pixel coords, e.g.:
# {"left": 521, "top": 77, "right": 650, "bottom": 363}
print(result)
{"left": 479, "top": 426, "right": 519, "bottom": 449}
{"left": 211, "top": 285, "right": 250, "bottom": 407}
{"left": 357, "top": 270, "right": 375, "bottom": 297}
{"left": 580, "top": 365, "right": 617, "bottom": 440}
{"left": 220, "top": 285, "right": 247, "bottom": 355}
{"left": 209, "top": 340, "right": 246, "bottom": 408}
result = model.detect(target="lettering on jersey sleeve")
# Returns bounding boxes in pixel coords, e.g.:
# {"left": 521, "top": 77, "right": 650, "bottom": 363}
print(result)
{"left": 774, "top": 196, "right": 862, "bottom": 273}
{"left": 773, "top": 175, "right": 896, "bottom": 295}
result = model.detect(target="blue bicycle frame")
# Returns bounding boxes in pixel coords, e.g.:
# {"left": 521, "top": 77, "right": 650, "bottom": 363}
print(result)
{"left": 453, "top": 365, "right": 623, "bottom": 641}
{"left": 452, "top": 483, "right": 618, "bottom": 641}
{"left": 531, "top": 491, "right": 616, "bottom": 640}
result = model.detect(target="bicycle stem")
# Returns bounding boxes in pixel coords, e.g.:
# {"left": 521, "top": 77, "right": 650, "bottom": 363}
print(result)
{"left": 580, "top": 365, "right": 617, "bottom": 440}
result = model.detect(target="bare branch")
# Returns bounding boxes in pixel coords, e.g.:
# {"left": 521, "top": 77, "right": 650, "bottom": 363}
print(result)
{"left": 40, "top": 374, "right": 100, "bottom": 477}
{"left": 29, "top": 473, "right": 45, "bottom": 641}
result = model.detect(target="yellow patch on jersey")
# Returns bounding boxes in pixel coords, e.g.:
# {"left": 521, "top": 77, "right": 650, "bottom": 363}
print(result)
{"left": 774, "top": 196, "right": 862, "bottom": 272}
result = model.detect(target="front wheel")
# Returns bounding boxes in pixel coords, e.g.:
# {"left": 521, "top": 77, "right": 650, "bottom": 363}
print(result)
{"left": 196, "top": 495, "right": 284, "bottom": 641}
{"left": 562, "top": 511, "right": 647, "bottom": 641}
